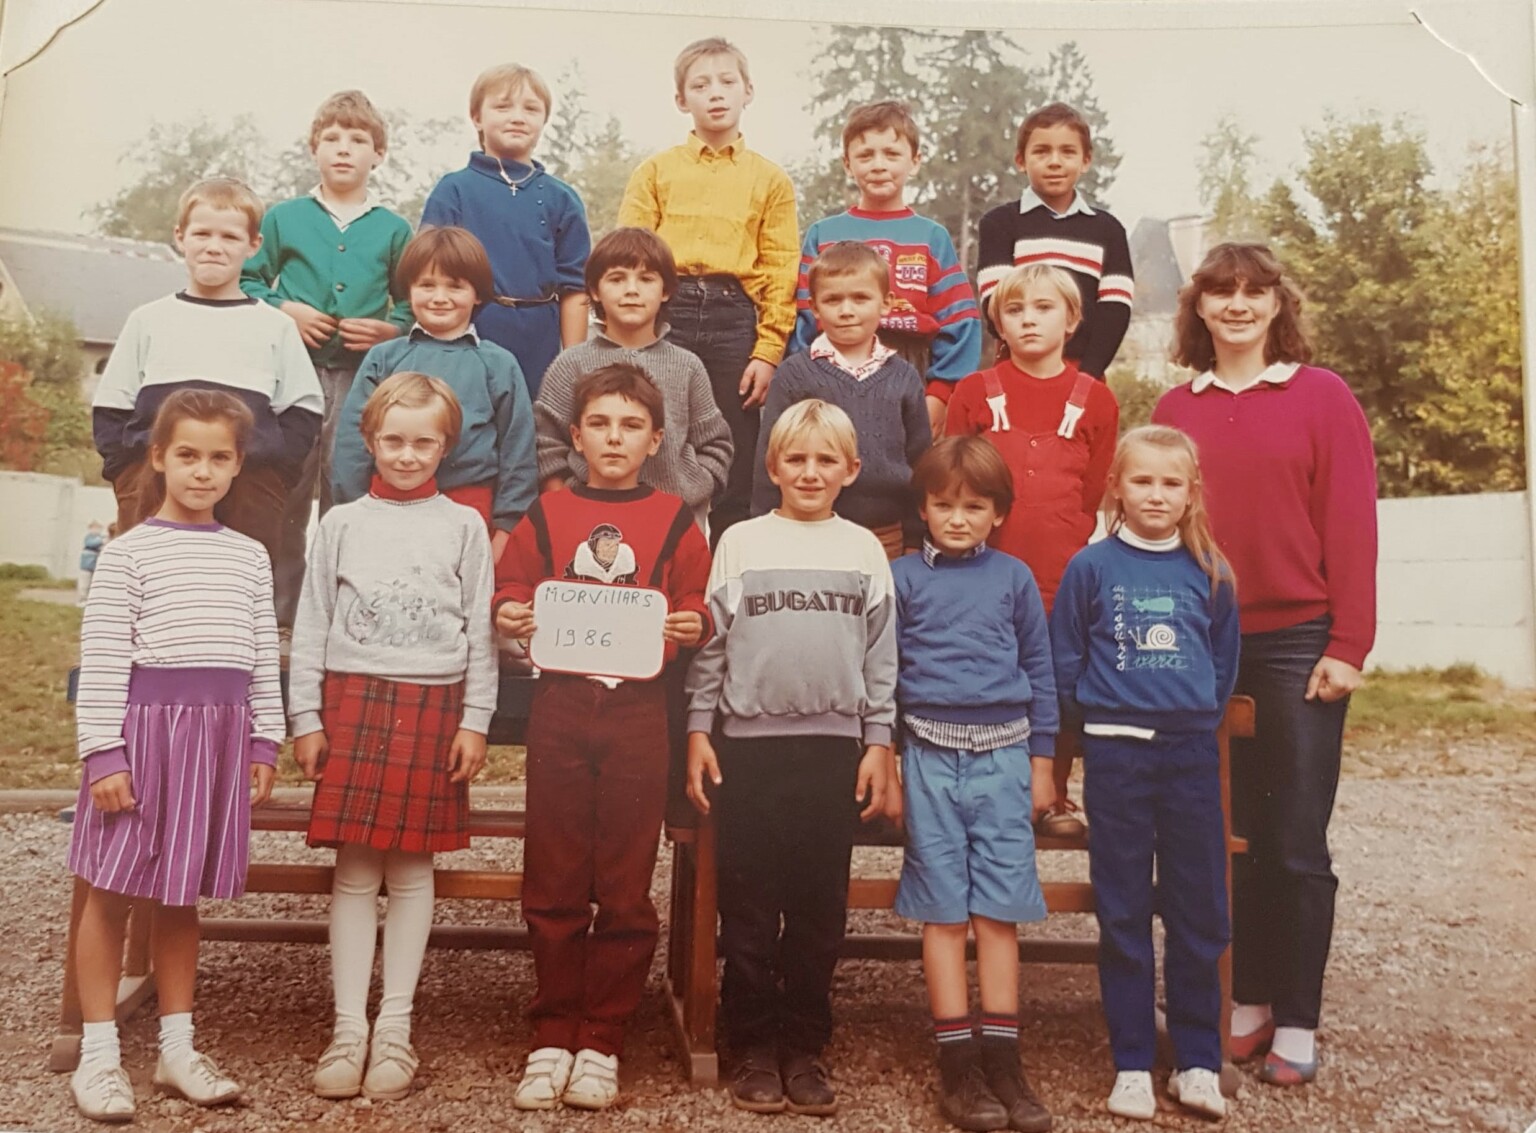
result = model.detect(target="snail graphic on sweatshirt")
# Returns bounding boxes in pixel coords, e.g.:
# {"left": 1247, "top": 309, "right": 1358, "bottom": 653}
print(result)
{"left": 344, "top": 566, "right": 449, "bottom": 648}
{"left": 1111, "top": 585, "right": 1187, "bottom": 670}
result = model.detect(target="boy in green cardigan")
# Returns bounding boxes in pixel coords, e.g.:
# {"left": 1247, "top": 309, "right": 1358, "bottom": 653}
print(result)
{"left": 240, "top": 89, "right": 415, "bottom": 643}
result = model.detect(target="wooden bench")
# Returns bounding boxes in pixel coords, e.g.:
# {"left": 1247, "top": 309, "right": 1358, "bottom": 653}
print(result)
{"left": 664, "top": 697, "right": 1256, "bottom": 1090}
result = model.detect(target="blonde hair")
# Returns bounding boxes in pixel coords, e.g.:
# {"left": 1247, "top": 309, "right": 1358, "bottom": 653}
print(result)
{"left": 175, "top": 177, "right": 263, "bottom": 239}
{"left": 765, "top": 399, "right": 858, "bottom": 470}
{"left": 988, "top": 264, "right": 1083, "bottom": 327}
{"left": 310, "top": 89, "right": 389, "bottom": 152}
{"left": 469, "top": 63, "right": 553, "bottom": 143}
{"left": 1103, "top": 425, "right": 1233, "bottom": 593}
{"left": 673, "top": 36, "right": 752, "bottom": 94}
{"left": 360, "top": 372, "right": 463, "bottom": 452}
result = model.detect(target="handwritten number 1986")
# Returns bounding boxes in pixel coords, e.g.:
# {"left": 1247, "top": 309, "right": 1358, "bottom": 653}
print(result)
{"left": 554, "top": 628, "right": 614, "bottom": 648}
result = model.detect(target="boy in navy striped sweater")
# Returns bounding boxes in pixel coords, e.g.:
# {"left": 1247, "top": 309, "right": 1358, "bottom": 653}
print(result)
{"left": 892, "top": 436, "right": 1057, "bottom": 1133}
{"left": 975, "top": 102, "right": 1133, "bottom": 380}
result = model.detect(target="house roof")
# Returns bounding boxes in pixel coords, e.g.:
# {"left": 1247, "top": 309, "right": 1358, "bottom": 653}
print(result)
{"left": 0, "top": 228, "right": 186, "bottom": 344}
{"left": 1128, "top": 217, "right": 1185, "bottom": 318}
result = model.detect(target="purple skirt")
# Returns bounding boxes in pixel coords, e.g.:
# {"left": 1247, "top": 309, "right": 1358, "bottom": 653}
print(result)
{"left": 69, "top": 667, "right": 255, "bottom": 906}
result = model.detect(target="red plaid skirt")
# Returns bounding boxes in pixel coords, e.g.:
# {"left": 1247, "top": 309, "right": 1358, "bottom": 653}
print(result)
{"left": 307, "top": 672, "right": 470, "bottom": 852}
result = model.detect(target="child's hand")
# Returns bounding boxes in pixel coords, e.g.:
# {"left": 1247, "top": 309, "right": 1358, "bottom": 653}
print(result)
{"left": 491, "top": 529, "right": 512, "bottom": 562}
{"left": 686, "top": 733, "right": 722, "bottom": 815}
{"left": 739, "top": 359, "right": 776, "bottom": 409}
{"left": 663, "top": 610, "right": 704, "bottom": 647}
{"left": 883, "top": 746, "right": 904, "bottom": 825}
{"left": 1306, "top": 656, "right": 1363, "bottom": 703}
{"left": 280, "top": 301, "right": 339, "bottom": 349}
{"left": 925, "top": 394, "right": 947, "bottom": 438}
{"left": 90, "top": 771, "right": 135, "bottom": 813}
{"left": 448, "top": 729, "right": 487, "bottom": 783}
{"left": 338, "top": 318, "right": 401, "bottom": 352}
{"left": 496, "top": 601, "right": 535, "bottom": 640}
{"left": 251, "top": 763, "right": 275, "bottom": 806}
{"left": 1031, "top": 756, "right": 1058, "bottom": 824}
{"left": 293, "top": 731, "right": 328, "bottom": 781}
{"left": 855, "top": 743, "right": 891, "bottom": 822}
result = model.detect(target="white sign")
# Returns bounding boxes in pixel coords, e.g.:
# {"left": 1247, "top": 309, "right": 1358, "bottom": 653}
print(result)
{"left": 529, "top": 579, "right": 668, "bottom": 681}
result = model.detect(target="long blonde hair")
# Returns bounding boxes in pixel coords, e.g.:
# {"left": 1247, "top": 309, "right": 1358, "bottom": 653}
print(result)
{"left": 1102, "top": 425, "right": 1234, "bottom": 594}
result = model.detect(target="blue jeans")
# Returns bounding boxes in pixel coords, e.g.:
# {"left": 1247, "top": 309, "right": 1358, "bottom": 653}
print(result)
{"left": 665, "top": 277, "right": 759, "bottom": 544}
{"left": 1230, "top": 615, "right": 1349, "bottom": 1030}
{"left": 1084, "top": 731, "right": 1229, "bottom": 1072}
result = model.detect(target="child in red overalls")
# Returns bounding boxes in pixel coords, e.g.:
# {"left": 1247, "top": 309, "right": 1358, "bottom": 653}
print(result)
{"left": 946, "top": 263, "right": 1118, "bottom": 833}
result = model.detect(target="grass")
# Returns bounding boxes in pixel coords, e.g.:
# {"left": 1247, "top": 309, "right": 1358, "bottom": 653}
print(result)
{"left": 2, "top": 581, "right": 1530, "bottom": 788}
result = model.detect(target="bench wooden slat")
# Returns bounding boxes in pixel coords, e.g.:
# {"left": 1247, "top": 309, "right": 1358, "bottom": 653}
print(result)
{"left": 246, "top": 864, "right": 523, "bottom": 900}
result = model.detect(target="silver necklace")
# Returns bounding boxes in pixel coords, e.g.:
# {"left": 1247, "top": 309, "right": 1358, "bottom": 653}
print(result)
{"left": 494, "top": 156, "right": 537, "bottom": 196}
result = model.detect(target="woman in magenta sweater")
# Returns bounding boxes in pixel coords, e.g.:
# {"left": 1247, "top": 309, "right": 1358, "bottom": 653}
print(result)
{"left": 1152, "top": 243, "right": 1377, "bottom": 1088}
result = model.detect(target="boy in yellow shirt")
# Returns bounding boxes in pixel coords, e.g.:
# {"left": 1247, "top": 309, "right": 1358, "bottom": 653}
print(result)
{"left": 618, "top": 36, "right": 798, "bottom": 543}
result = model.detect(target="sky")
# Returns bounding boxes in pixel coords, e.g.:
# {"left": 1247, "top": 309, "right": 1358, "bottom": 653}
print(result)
{"left": 0, "top": 0, "right": 1520, "bottom": 240}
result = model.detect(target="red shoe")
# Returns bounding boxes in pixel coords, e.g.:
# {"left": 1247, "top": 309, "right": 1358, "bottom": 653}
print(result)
{"left": 1229, "top": 1018, "right": 1275, "bottom": 1062}
{"left": 1260, "top": 1049, "right": 1317, "bottom": 1086}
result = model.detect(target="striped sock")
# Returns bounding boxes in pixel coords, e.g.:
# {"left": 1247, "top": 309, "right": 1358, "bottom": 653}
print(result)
{"left": 980, "top": 1012, "right": 1019, "bottom": 1043}
{"left": 934, "top": 1015, "right": 974, "bottom": 1047}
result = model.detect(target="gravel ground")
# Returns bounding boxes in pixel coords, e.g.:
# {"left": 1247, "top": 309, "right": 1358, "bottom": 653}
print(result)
{"left": 2, "top": 768, "right": 1533, "bottom": 1133}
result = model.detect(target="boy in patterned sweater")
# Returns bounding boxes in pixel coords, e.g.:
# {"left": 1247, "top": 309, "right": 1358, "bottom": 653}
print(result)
{"left": 789, "top": 100, "right": 981, "bottom": 435}
{"left": 975, "top": 102, "right": 1134, "bottom": 381}
{"left": 494, "top": 363, "right": 712, "bottom": 1112}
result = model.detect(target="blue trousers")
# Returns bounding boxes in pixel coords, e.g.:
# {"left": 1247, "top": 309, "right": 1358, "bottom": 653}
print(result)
{"left": 1083, "top": 731, "right": 1229, "bottom": 1072}
{"left": 1230, "top": 615, "right": 1348, "bottom": 1029}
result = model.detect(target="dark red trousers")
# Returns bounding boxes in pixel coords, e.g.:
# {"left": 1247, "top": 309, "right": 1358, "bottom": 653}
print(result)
{"left": 523, "top": 674, "right": 670, "bottom": 1055}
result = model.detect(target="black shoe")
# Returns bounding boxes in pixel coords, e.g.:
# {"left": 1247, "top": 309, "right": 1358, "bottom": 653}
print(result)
{"left": 782, "top": 1051, "right": 837, "bottom": 1116}
{"left": 978, "top": 1037, "right": 1052, "bottom": 1133}
{"left": 730, "top": 1047, "right": 785, "bottom": 1113}
{"left": 937, "top": 1043, "right": 1010, "bottom": 1132}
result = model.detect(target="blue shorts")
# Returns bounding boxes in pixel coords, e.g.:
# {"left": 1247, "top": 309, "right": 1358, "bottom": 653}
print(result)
{"left": 895, "top": 737, "right": 1047, "bottom": 925}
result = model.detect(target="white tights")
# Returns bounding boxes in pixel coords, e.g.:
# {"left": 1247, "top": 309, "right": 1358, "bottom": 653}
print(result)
{"left": 330, "top": 844, "right": 435, "bottom": 1041}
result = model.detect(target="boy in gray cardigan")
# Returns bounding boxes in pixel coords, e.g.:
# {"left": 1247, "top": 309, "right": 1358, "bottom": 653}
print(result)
{"left": 534, "top": 228, "right": 732, "bottom": 530}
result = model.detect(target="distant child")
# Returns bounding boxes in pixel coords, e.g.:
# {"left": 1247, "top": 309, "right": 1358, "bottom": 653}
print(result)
{"left": 976, "top": 102, "right": 1133, "bottom": 379}
{"left": 752, "top": 241, "right": 930, "bottom": 559}
{"left": 686, "top": 399, "right": 897, "bottom": 1117}
{"left": 494, "top": 363, "right": 713, "bottom": 1111}
{"left": 535, "top": 227, "right": 733, "bottom": 530}
{"left": 789, "top": 100, "right": 981, "bottom": 436}
{"left": 1050, "top": 425, "right": 1240, "bottom": 1123}
{"left": 241, "top": 90, "right": 415, "bottom": 633}
{"left": 92, "top": 178, "right": 323, "bottom": 583}
{"left": 288, "top": 373, "right": 496, "bottom": 1103}
{"left": 77, "top": 522, "right": 105, "bottom": 605}
{"left": 893, "top": 437, "right": 1057, "bottom": 1133}
{"left": 619, "top": 35, "right": 799, "bottom": 542}
{"left": 331, "top": 226, "right": 538, "bottom": 558}
{"left": 422, "top": 63, "right": 591, "bottom": 399}
{"left": 947, "top": 263, "right": 1117, "bottom": 835}
{"left": 68, "top": 389, "right": 282, "bottom": 1123}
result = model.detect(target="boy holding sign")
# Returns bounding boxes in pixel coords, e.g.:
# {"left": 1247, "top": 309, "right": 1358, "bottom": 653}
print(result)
{"left": 492, "top": 363, "right": 712, "bottom": 1112}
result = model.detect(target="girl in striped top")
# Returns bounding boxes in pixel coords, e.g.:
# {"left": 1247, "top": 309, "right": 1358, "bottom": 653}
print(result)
{"left": 68, "top": 389, "right": 283, "bottom": 1123}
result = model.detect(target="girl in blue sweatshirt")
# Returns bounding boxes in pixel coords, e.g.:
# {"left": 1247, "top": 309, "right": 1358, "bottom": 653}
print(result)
{"left": 1050, "top": 425, "right": 1240, "bottom": 1123}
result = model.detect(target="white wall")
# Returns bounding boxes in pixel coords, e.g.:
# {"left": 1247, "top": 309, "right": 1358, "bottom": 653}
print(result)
{"left": 1375, "top": 491, "right": 1536, "bottom": 686}
{"left": 2, "top": 472, "right": 1533, "bottom": 685}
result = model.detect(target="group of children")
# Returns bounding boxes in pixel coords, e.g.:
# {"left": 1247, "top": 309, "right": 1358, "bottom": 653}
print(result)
{"left": 63, "top": 31, "right": 1247, "bottom": 1131}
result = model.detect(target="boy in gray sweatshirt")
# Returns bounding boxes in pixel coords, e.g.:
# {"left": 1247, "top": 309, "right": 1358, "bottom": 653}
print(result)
{"left": 684, "top": 398, "right": 898, "bottom": 1118}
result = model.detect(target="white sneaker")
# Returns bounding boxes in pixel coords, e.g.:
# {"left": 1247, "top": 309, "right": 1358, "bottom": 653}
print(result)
{"left": 513, "top": 1046, "right": 575, "bottom": 1110}
{"left": 152, "top": 1050, "right": 242, "bottom": 1106}
{"left": 313, "top": 1033, "right": 368, "bottom": 1099}
{"left": 1169, "top": 1067, "right": 1228, "bottom": 1119}
{"left": 362, "top": 1032, "right": 419, "bottom": 1102}
{"left": 1106, "top": 1069, "right": 1156, "bottom": 1120}
{"left": 563, "top": 1048, "right": 620, "bottom": 1110}
{"left": 71, "top": 1061, "right": 135, "bottom": 1123}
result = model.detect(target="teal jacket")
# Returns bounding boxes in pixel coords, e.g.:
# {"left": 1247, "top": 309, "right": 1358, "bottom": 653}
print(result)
{"left": 332, "top": 329, "right": 538, "bottom": 531}
{"left": 240, "top": 195, "right": 414, "bottom": 369}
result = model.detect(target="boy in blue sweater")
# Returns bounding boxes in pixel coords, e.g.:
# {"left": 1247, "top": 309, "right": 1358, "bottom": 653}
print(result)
{"left": 750, "top": 241, "right": 930, "bottom": 559}
{"left": 892, "top": 436, "right": 1057, "bottom": 1133}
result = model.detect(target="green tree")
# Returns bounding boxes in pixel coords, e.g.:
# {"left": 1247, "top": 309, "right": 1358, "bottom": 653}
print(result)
{"left": 1197, "top": 113, "right": 1264, "bottom": 243}
{"left": 0, "top": 312, "right": 94, "bottom": 478}
{"left": 535, "top": 65, "right": 638, "bottom": 239}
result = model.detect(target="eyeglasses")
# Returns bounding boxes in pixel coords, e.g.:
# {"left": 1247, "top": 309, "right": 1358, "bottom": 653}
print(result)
{"left": 374, "top": 435, "right": 445, "bottom": 458}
